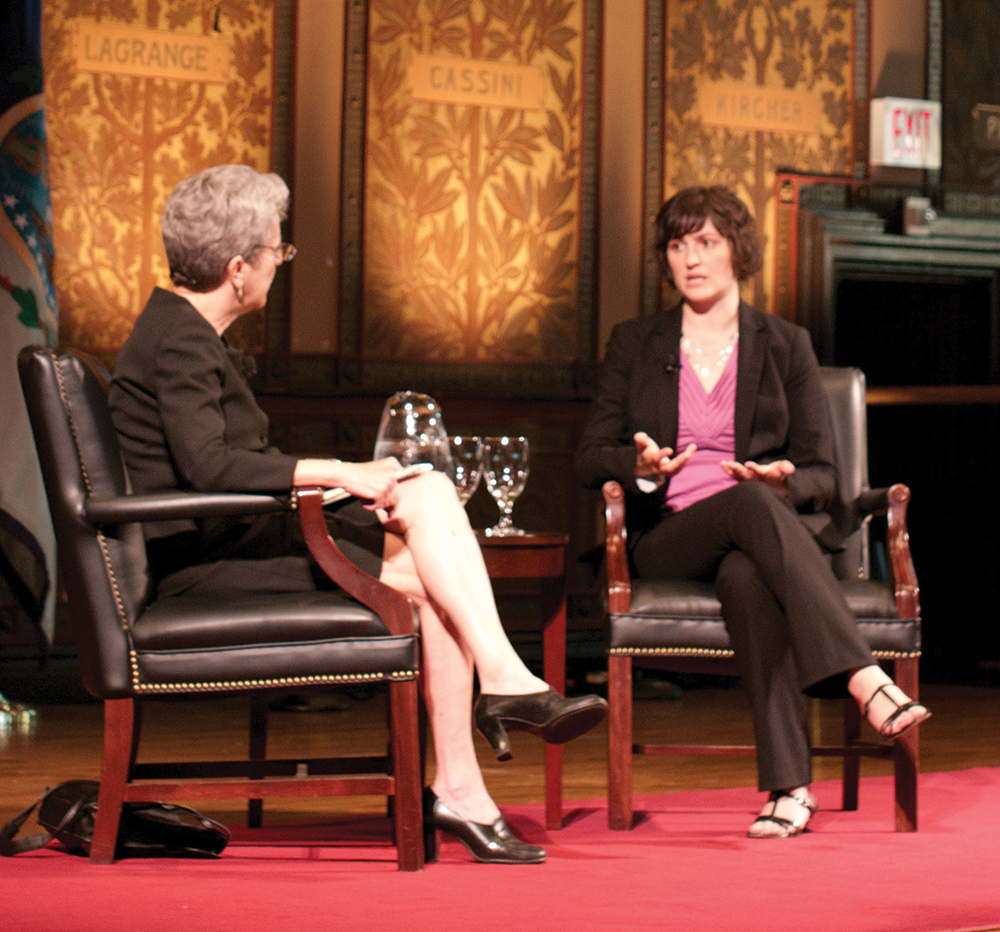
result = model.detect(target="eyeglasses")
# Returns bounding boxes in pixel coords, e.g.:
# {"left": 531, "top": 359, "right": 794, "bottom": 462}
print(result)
{"left": 255, "top": 242, "right": 297, "bottom": 262}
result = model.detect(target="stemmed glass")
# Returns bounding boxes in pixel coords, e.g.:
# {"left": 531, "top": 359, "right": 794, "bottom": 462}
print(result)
{"left": 449, "top": 435, "right": 484, "bottom": 505}
{"left": 483, "top": 436, "right": 529, "bottom": 536}
{"left": 373, "top": 391, "right": 453, "bottom": 473}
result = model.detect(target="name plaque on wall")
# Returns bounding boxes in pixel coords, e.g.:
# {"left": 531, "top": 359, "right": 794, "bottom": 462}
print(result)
{"left": 699, "top": 82, "right": 820, "bottom": 135}
{"left": 43, "top": 1, "right": 276, "bottom": 356}
{"left": 72, "top": 24, "right": 229, "bottom": 83}
{"left": 408, "top": 55, "right": 544, "bottom": 111}
{"left": 347, "top": 0, "right": 598, "bottom": 378}
{"left": 662, "top": 0, "right": 855, "bottom": 318}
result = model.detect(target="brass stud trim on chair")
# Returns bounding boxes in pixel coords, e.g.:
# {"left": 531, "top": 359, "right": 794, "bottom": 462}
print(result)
{"left": 52, "top": 351, "right": 419, "bottom": 697}
{"left": 53, "top": 352, "right": 143, "bottom": 658}
{"left": 51, "top": 351, "right": 94, "bottom": 497}
{"left": 24, "top": 347, "right": 427, "bottom": 869}
{"left": 126, "top": 653, "right": 418, "bottom": 694}
{"left": 608, "top": 646, "right": 736, "bottom": 659}
{"left": 608, "top": 647, "right": 919, "bottom": 660}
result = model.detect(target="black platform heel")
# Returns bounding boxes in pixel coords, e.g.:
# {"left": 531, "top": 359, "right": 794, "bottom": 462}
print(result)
{"left": 474, "top": 688, "right": 608, "bottom": 761}
{"left": 423, "top": 788, "right": 545, "bottom": 864}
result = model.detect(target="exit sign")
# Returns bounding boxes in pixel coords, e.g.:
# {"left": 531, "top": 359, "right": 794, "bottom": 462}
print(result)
{"left": 870, "top": 97, "right": 942, "bottom": 169}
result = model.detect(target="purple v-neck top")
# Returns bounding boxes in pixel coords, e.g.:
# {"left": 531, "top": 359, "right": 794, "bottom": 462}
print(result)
{"left": 664, "top": 345, "right": 739, "bottom": 513}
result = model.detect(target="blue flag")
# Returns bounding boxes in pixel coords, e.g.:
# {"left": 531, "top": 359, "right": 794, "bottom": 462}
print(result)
{"left": 1, "top": 0, "right": 58, "bottom": 647}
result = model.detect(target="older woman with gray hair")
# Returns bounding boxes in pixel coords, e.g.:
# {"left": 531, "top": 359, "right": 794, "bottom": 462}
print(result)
{"left": 110, "top": 164, "right": 606, "bottom": 865}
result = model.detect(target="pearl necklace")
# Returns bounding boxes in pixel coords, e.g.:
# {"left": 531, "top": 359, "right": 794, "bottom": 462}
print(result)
{"left": 680, "top": 330, "right": 738, "bottom": 379}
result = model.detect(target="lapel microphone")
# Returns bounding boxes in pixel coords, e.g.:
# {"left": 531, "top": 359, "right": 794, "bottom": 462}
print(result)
{"left": 664, "top": 356, "right": 679, "bottom": 375}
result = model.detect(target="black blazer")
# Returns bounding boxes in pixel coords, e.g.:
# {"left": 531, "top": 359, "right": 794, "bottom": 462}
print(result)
{"left": 109, "top": 288, "right": 299, "bottom": 542}
{"left": 575, "top": 302, "right": 842, "bottom": 547}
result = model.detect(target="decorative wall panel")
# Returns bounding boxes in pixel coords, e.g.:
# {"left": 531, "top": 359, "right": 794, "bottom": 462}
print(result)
{"left": 41, "top": 0, "right": 276, "bottom": 355}
{"left": 342, "top": 0, "right": 600, "bottom": 395}
{"left": 662, "top": 0, "right": 855, "bottom": 315}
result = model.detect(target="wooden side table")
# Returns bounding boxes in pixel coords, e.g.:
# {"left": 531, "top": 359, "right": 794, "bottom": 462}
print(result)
{"left": 476, "top": 531, "right": 568, "bottom": 830}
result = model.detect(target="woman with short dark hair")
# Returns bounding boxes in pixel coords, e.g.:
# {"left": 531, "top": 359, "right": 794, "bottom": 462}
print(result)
{"left": 577, "top": 185, "right": 929, "bottom": 838}
{"left": 111, "top": 164, "right": 607, "bottom": 865}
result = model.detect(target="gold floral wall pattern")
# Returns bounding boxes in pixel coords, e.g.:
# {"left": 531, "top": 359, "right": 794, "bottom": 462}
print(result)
{"left": 362, "top": 0, "right": 587, "bottom": 363}
{"left": 42, "top": 0, "right": 275, "bottom": 355}
{"left": 665, "top": 0, "right": 854, "bottom": 312}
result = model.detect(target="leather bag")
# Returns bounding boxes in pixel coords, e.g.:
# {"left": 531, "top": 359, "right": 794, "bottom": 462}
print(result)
{"left": 0, "top": 780, "right": 230, "bottom": 858}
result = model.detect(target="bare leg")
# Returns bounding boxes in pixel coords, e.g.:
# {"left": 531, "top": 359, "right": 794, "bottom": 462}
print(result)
{"left": 378, "top": 470, "right": 547, "bottom": 695}
{"left": 415, "top": 597, "right": 502, "bottom": 823}
{"left": 376, "top": 471, "right": 547, "bottom": 823}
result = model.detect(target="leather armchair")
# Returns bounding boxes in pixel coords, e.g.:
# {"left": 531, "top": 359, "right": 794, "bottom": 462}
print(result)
{"left": 602, "top": 367, "right": 922, "bottom": 832}
{"left": 18, "top": 346, "right": 424, "bottom": 868}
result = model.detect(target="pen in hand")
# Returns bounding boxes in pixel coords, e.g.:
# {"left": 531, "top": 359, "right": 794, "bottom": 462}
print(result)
{"left": 321, "top": 461, "right": 434, "bottom": 504}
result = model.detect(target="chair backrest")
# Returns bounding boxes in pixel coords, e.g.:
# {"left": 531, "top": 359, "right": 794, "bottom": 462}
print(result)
{"left": 18, "top": 346, "right": 150, "bottom": 697}
{"left": 817, "top": 366, "right": 870, "bottom": 581}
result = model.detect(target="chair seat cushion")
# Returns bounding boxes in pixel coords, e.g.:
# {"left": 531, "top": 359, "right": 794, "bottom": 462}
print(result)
{"left": 629, "top": 579, "right": 721, "bottom": 618}
{"left": 136, "top": 590, "right": 391, "bottom": 647}
{"left": 609, "top": 578, "right": 919, "bottom": 657}
{"left": 128, "top": 590, "right": 417, "bottom": 693}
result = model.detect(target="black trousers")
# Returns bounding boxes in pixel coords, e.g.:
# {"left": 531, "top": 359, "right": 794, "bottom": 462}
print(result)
{"left": 630, "top": 481, "right": 874, "bottom": 791}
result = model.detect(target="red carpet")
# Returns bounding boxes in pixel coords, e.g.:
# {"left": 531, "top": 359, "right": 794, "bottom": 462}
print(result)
{"left": 3, "top": 768, "right": 999, "bottom": 932}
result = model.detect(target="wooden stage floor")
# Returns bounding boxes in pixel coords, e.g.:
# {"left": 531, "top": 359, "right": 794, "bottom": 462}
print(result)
{"left": 2, "top": 681, "right": 999, "bottom": 829}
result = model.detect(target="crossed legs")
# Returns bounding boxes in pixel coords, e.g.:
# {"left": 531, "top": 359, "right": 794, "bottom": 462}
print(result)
{"left": 377, "top": 470, "right": 548, "bottom": 824}
{"left": 632, "top": 481, "right": 928, "bottom": 835}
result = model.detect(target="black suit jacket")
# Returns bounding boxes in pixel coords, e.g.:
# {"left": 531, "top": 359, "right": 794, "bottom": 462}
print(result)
{"left": 575, "top": 302, "right": 841, "bottom": 547}
{"left": 109, "top": 288, "right": 299, "bottom": 542}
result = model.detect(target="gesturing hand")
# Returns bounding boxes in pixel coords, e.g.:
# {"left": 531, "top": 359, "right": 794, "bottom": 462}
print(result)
{"left": 719, "top": 458, "right": 795, "bottom": 493}
{"left": 634, "top": 431, "right": 697, "bottom": 480}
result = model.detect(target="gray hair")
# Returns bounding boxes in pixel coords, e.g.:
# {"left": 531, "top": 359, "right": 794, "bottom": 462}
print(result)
{"left": 161, "top": 164, "right": 290, "bottom": 291}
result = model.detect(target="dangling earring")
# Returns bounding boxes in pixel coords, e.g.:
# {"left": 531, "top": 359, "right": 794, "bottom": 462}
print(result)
{"left": 236, "top": 285, "right": 245, "bottom": 303}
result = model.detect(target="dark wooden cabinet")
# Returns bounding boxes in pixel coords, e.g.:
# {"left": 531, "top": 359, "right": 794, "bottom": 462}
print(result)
{"left": 797, "top": 208, "right": 1000, "bottom": 681}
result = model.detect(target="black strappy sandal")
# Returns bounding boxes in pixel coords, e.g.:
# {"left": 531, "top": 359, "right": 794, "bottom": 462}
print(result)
{"left": 747, "top": 789, "right": 817, "bottom": 839}
{"left": 863, "top": 684, "right": 932, "bottom": 738}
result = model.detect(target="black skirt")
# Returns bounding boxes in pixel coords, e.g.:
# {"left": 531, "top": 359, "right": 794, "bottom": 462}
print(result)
{"left": 147, "top": 497, "right": 386, "bottom": 600}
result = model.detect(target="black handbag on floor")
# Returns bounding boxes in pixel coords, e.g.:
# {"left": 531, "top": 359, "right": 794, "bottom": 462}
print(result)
{"left": 0, "top": 780, "right": 230, "bottom": 858}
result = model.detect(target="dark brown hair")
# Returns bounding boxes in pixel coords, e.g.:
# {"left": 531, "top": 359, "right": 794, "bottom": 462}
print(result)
{"left": 654, "top": 186, "right": 763, "bottom": 285}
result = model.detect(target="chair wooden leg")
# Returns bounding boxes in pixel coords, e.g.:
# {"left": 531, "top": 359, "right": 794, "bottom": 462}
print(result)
{"left": 842, "top": 697, "right": 861, "bottom": 811}
{"left": 892, "top": 658, "right": 919, "bottom": 832}
{"left": 418, "top": 690, "right": 429, "bottom": 789}
{"left": 608, "top": 654, "right": 634, "bottom": 830}
{"left": 129, "top": 700, "right": 144, "bottom": 766}
{"left": 247, "top": 693, "right": 268, "bottom": 828}
{"left": 390, "top": 679, "right": 424, "bottom": 871}
{"left": 90, "top": 698, "right": 135, "bottom": 863}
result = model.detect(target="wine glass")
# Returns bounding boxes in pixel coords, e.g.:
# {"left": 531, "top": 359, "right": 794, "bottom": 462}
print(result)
{"left": 449, "top": 435, "right": 484, "bottom": 505}
{"left": 373, "top": 391, "right": 453, "bottom": 474}
{"left": 483, "top": 436, "right": 529, "bottom": 536}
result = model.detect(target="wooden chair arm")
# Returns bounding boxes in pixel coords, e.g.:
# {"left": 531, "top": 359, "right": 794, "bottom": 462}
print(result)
{"left": 294, "top": 487, "right": 417, "bottom": 637}
{"left": 602, "top": 481, "right": 632, "bottom": 613}
{"left": 886, "top": 483, "right": 920, "bottom": 621}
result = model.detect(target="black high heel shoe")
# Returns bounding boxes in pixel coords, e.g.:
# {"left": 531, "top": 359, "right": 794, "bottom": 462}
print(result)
{"left": 474, "top": 688, "right": 608, "bottom": 761}
{"left": 423, "top": 789, "right": 546, "bottom": 864}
